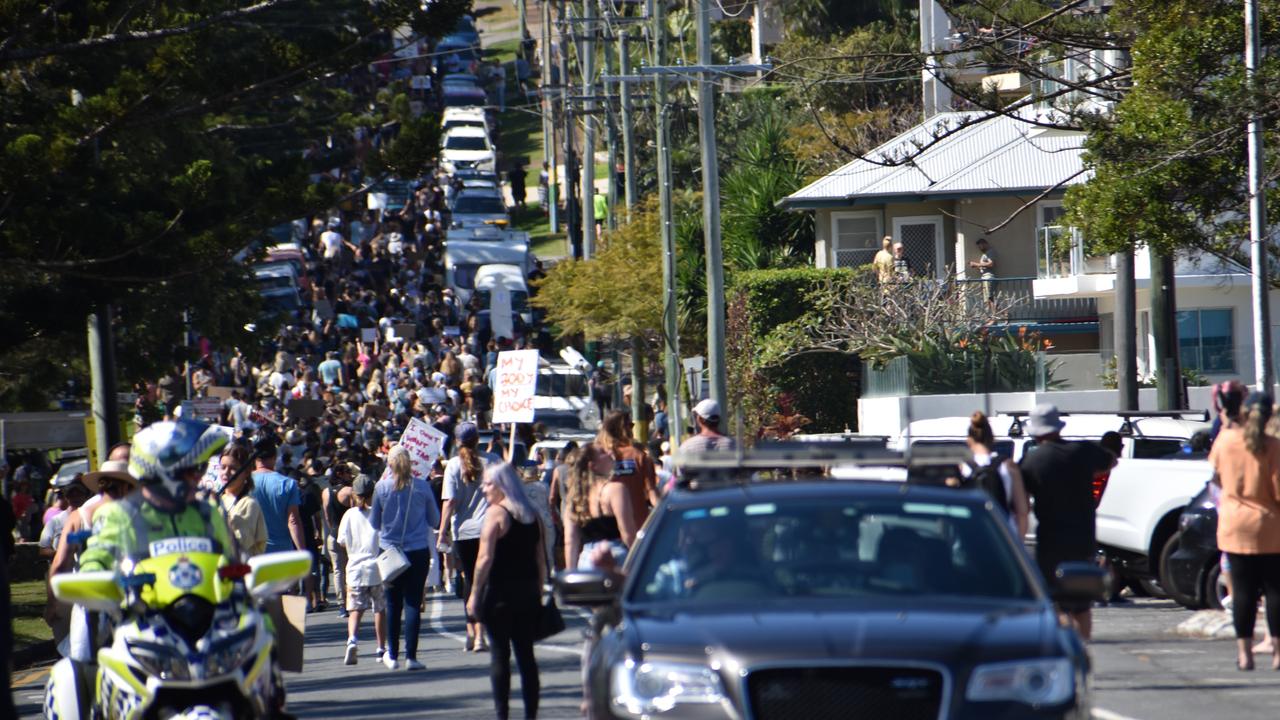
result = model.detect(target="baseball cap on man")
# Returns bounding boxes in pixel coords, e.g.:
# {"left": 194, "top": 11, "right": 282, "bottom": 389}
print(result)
{"left": 693, "top": 399, "right": 721, "bottom": 421}
{"left": 456, "top": 421, "right": 479, "bottom": 444}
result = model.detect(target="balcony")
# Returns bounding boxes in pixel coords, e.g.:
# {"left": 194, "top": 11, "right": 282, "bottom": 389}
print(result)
{"left": 957, "top": 276, "right": 1097, "bottom": 323}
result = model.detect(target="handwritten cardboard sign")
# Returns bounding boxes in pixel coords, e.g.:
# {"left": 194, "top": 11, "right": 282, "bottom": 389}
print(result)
{"left": 399, "top": 418, "right": 448, "bottom": 477}
{"left": 491, "top": 349, "right": 540, "bottom": 424}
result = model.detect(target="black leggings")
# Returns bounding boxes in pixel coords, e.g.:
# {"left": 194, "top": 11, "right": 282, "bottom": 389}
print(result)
{"left": 485, "top": 585, "right": 541, "bottom": 720}
{"left": 456, "top": 538, "right": 481, "bottom": 597}
{"left": 1226, "top": 552, "right": 1280, "bottom": 640}
{"left": 385, "top": 549, "right": 431, "bottom": 661}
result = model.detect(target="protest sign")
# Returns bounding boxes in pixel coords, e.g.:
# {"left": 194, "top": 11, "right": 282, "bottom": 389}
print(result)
{"left": 491, "top": 350, "right": 540, "bottom": 424}
{"left": 398, "top": 418, "right": 448, "bottom": 478}
{"left": 360, "top": 327, "right": 378, "bottom": 343}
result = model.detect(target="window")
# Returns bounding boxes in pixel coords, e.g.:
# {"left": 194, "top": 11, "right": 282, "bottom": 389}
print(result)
{"left": 1177, "top": 308, "right": 1234, "bottom": 374}
{"left": 445, "top": 135, "right": 489, "bottom": 151}
{"left": 452, "top": 195, "right": 506, "bottom": 214}
{"left": 830, "top": 212, "right": 881, "bottom": 268}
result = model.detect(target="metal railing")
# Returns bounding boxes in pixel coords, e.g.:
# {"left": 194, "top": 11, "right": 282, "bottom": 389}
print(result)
{"left": 956, "top": 276, "right": 1097, "bottom": 322}
{"left": 1037, "top": 225, "right": 1114, "bottom": 279}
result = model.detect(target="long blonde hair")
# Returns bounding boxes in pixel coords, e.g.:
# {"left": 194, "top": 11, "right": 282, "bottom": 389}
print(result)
{"left": 1243, "top": 394, "right": 1274, "bottom": 456}
{"left": 387, "top": 445, "right": 413, "bottom": 491}
{"left": 457, "top": 437, "right": 484, "bottom": 484}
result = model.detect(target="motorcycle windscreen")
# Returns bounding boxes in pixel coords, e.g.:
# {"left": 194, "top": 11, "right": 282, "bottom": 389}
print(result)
{"left": 134, "top": 551, "right": 232, "bottom": 609}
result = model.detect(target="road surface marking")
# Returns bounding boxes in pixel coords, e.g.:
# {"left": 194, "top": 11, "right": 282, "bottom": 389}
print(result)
{"left": 1094, "top": 708, "right": 1144, "bottom": 720}
{"left": 428, "top": 591, "right": 581, "bottom": 656}
{"left": 11, "top": 666, "right": 50, "bottom": 688}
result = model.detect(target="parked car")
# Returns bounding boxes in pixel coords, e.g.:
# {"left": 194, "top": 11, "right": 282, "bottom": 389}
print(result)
{"left": 557, "top": 443, "right": 1103, "bottom": 720}
{"left": 895, "top": 411, "right": 1212, "bottom": 597}
{"left": 448, "top": 188, "right": 509, "bottom": 228}
{"left": 440, "top": 126, "right": 496, "bottom": 175}
{"left": 1165, "top": 482, "right": 1228, "bottom": 609}
{"left": 441, "top": 106, "right": 493, "bottom": 137}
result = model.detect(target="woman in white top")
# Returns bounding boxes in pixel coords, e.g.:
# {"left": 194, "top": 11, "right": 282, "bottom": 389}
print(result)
{"left": 960, "top": 411, "right": 1031, "bottom": 539}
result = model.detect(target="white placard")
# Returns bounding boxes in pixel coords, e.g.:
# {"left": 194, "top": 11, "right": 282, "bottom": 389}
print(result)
{"left": 360, "top": 327, "right": 378, "bottom": 343}
{"left": 393, "top": 418, "right": 448, "bottom": 479}
{"left": 490, "top": 281, "right": 514, "bottom": 341}
{"left": 367, "top": 192, "right": 388, "bottom": 210}
{"left": 491, "top": 350, "right": 540, "bottom": 424}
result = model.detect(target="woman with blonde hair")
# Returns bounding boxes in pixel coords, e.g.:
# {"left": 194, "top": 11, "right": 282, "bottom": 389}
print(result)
{"left": 437, "top": 422, "right": 501, "bottom": 651}
{"left": 468, "top": 463, "right": 547, "bottom": 719}
{"left": 961, "top": 411, "right": 1031, "bottom": 539}
{"left": 564, "top": 441, "right": 637, "bottom": 570}
{"left": 369, "top": 444, "right": 439, "bottom": 670}
{"left": 1210, "top": 392, "right": 1280, "bottom": 671}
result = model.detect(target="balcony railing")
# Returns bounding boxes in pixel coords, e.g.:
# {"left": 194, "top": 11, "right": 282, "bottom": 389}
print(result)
{"left": 1037, "top": 225, "right": 1114, "bottom": 279}
{"left": 956, "top": 276, "right": 1097, "bottom": 322}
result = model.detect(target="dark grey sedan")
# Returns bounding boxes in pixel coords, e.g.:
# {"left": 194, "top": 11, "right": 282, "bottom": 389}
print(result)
{"left": 557, "top": 475, "right": 1102, "bottom": 720}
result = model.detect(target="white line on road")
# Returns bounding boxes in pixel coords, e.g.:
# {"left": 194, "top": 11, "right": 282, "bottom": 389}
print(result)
{"left": 1094, "top": 708, "right": 1145, "bottom": 720}
{"left": 428, "top": 591, "right": 582, "bottom": 656}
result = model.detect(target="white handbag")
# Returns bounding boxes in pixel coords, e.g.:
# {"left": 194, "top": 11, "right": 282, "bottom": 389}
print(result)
{"left": 375, "top": 485, "right": 414, "bottom": 583}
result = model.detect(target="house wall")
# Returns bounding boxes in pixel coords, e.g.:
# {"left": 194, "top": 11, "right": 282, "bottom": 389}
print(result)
{"left": 951, "top": 196, "right": 1046, "bottom": 279}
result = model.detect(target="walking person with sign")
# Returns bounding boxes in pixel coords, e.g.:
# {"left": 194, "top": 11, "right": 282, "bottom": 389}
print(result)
{"left": 437, "top": 422, "right": 501, "bottom": 652}
{"left": 369, "top": 445, "right": 439, "bottom": 670}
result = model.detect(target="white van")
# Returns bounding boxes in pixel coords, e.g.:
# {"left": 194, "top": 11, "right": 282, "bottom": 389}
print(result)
{"left": 473, "top": 264, "right": 531, "bottom": 324}
{"left": 443, "top": 238, "right": 530, "bottom": 304}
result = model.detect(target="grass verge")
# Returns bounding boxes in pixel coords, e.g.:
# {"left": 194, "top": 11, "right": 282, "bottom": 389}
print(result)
{"left": 12, "top": 579, "right": 53, "bottom": 651}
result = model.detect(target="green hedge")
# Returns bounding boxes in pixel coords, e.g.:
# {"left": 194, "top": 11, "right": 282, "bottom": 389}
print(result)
{"left": 731, "top": 268, "right": 860, "bottom": 433}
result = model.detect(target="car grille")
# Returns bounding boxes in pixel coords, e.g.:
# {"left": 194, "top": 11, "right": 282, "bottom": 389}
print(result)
{"left": 746, "top": 666, "right": 944, "bottom": 720}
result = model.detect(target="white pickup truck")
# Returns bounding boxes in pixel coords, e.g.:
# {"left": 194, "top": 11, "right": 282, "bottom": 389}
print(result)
{"left": 897, "top": 412, "right": 1212, "bottom": 595}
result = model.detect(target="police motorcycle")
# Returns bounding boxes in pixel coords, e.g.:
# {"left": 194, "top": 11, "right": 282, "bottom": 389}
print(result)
{"left": 44, "top": 421, "right": 312, "bottom": 720}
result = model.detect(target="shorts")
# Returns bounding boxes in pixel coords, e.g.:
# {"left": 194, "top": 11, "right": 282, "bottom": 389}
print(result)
{"left": 347, "top": 584, "right": 386, "bottom": 613}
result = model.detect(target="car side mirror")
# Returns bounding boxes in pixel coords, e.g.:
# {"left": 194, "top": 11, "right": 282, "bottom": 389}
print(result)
{"left": 1050, "top": 562, "right": 1108, "bottom": 605}
{"left": 554, "top": 569, "right": 620, "bottom": 607}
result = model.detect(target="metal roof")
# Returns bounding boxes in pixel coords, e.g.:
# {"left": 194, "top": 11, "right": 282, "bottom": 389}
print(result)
{"left": 782, "top": 110, "right": 1090, "bottom": 209}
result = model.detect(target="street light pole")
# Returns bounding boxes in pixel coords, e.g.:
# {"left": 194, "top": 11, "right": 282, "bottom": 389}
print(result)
{"left": 696, "top": 0, "right": 728, "bottom": 421}
{"left": 1246, "top": 0, "right": 1273, "bottom": 390}
{"left": 579, "top": 0, "right": 597, "bottom": 258}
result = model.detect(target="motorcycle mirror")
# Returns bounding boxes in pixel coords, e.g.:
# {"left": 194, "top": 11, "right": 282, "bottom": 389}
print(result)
{"left": 246, "top": 550, "right": 313, "bottom": 600}
{"left": 51, "top": 571, "right": 124, "bottom": 613}
{"left": 219, "top": 563, "right": 253, "bottom": 581}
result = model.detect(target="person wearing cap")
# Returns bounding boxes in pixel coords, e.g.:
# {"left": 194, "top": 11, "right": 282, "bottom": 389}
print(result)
{"left": 40, "top": 473, "right": 92, "bottom": 645}
{"left": 338, "top": 473, "right": 387, "bottom": 666}
{"left": 678, "top": 399, "right": 737, "bottom": 454}
{"left": 437, "top": 421, "right": 501, "bottom": 652}
{"left": 1017, "top": 403, "right": 1115, "bottom": 641}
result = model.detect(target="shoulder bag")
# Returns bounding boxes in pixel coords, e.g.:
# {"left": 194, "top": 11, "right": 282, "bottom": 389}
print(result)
{"left": 533, "top": 520, "right": 565, "bottom": 641}
{"left": 375, "top": 485, "right": 414, "bottom": 583}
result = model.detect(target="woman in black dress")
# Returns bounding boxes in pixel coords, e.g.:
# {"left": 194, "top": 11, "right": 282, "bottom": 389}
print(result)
{"left": 467, "top": 462, "right": 547, "bottom": 720}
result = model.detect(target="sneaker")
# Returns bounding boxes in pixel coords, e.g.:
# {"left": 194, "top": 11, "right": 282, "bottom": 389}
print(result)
{"left": 1223, "top": 595, "right": 1234, "bottom": 611}
{"left": 344, "top": 641, "right": 358, "bottom": 666}
{"left": 382, "top": 654, "right": 398, "bottom": 670}
{"left": 444, "top": 581, "right": 455, "bottom": 595}
{"left": 337, "top": 608, "right": 349, "bottom": 619}
{"left": 405, "top": 659, "right": 425, "bottom": 671}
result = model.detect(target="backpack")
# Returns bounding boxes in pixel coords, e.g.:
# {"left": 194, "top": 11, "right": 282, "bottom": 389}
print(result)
{"left": 963, "top": 456, "right": 1010, "bottom": 513}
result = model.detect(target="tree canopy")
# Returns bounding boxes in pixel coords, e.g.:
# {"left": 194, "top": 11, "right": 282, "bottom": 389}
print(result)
{"left": 0, "top": 0, "right": 467, "bottom": 409}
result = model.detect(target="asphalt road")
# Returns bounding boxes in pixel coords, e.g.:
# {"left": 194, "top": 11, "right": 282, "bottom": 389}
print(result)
{"left": 13, "top": 594, "right": 1280, "bottom": 719}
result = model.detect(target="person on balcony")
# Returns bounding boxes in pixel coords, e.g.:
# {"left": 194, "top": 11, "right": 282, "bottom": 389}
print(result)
{"left": 872, "top": 235, "right": 895, "bottom": 283}
{"left": 969, "top": 237, "right": 997, "bottom": 304}
{"left": 892, "top": 242, "right": 915, "bottom": 280}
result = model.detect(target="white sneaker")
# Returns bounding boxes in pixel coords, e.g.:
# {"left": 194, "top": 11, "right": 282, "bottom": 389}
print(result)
{"left": 382, "top": 654, "right": 398, "bottom": 670}
{"left": 344, "top": 641, "right": 358, "bottom": 666}
{"left": 404, "top": 659, "right": 425, "bottom": 671}
{"left": 1223, "top": 595, "right": 1234, "bottom": 611}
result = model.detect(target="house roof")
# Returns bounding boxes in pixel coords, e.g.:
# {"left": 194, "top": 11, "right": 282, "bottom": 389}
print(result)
{"left": 781, "top": 110, "right": 1090, "bottom": 209}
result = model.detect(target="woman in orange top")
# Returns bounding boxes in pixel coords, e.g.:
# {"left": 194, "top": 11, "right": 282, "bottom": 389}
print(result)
{"left": 1209, "top": 391, "right": 1280, "bottom": 671}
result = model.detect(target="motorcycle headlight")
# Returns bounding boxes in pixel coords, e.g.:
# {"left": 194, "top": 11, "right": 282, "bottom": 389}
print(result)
{"left": 126, "top": 639, "right": 190, "bottom": 681}
{"left": 966, "top": 658, "right": 1074, "bottom": 706}
{"left": 610, "top": 659, "right": 727, "bottom": 717}
{"left": 206, "top": 628, "right": 257, "bottom": 676}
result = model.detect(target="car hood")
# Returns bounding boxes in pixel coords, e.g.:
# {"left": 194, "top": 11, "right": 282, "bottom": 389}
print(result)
{"left": 624, "top": 600, "right": 1063, "bottom": 668}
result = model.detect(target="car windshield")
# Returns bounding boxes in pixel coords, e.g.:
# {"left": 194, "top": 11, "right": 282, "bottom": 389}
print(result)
{"left": 445, "top": 135, "right": 489, "bottom": 151}
{"left": 629, "top": 496, "right": 1036, "bottom": 606}
{"left": 452, "top": 263, "right": 479, "bottom": 289}
{"left": 472, "top": 288, "right": 528, "bottom": 311}
{"left": 536, "top": 372, "right": 588, "bottom": 397}
{"left": 453, "top": 195, "right": 505, "bottom": 214}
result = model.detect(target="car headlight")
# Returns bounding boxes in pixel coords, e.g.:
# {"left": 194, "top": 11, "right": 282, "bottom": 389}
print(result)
{"left": 966, "top": 658, "right": 1074, "bottom": 706}
{"left": 611, "top": 659, "right": 727, "bottom": 717}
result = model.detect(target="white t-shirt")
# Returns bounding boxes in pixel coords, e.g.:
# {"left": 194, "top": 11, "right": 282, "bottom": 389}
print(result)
{"left": 320, "top": 230, "right": 345, "bottom": 259}
{"left": 338, "top": 507, "right": 381, "bottom": 587}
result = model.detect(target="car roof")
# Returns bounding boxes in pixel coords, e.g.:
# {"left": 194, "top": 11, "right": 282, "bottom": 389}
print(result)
{"left": 664, "top": 478, "right": 988, "bottom": 509}
{"left": 443, "top": 106, "right": 486, "bottom": 119}
{"left": 444, "top": 125, "right": 489, "bottom": 139}
{"left": 454, "top": 188, "right": 504, "bottom": 202}
{"left": 475, "top": 264, "right": 525, "bottom": 280}
{"left": 902, "top": 413, "right": 1208, "bottom": 440}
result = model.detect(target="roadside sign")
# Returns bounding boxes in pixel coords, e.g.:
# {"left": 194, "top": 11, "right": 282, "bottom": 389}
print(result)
{"left": 188, "top": 397, "right": 223, "bottom": 422}
{"left": 491, "top": 350, "right": 540, "bottom": 424}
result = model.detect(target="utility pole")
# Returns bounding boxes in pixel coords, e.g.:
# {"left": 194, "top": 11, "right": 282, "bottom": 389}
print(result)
{"left": 602, "top": 21, "right": 619, "bottom": 232}
{"left": 618, "top": 6, "right": 637, "bottom": 219}
{"left": 1151, "top": 252, "right": 1183, "bottom": 410}
{"left": 518, "top": 0, "right": 528, "bottom": 57}
{"left": 87, "top": 306, "right": 120, "bottom": 468}
{"left": 1246, "top": 0, "right": 1273, "bottom": 390}
{"left": 652, "top": 0, "right": 682, "bottom": 445}
{"left": 1115, "top": 247, "right": 1139, "bottom": 411}
{"left": 696, "top": 0, "right": 728, "bottom": 422}
{"left": 579, "top": 0, "right": 597, "bottom": 258}
{"left": 541, "top": 0, "right": 558, "bottom": 233}
{"left": 559, "top": 1, "right": 581, "bottom": 258}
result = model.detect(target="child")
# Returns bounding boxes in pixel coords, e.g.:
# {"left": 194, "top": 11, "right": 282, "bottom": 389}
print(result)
{"left": 337, "top": 474, "right": 386, "bottom": 665}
